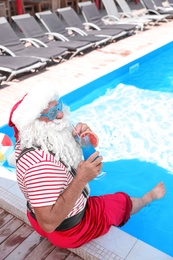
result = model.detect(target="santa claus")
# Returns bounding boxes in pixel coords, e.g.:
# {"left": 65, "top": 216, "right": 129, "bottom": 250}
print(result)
{"left": 8, "top": 85, "right": 165, "bottom": 248}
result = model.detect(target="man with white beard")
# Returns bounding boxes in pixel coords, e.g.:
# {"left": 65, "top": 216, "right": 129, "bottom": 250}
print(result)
{"left": 9, "top": 85, "right": 166, "bottom": 248}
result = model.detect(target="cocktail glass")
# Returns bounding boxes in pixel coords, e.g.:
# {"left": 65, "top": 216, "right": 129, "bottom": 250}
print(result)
{"left": 81, "top": 135, "right": 106, "bottom": 180}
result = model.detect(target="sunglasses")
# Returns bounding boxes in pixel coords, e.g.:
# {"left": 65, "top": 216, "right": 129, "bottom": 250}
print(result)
{"left": 40, "top": 101, "right": 63, "bottom": 121}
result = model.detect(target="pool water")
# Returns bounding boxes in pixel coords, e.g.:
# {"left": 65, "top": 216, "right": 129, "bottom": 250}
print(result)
{"left": 1, "top": 41, "right": 173, "bottom": 256}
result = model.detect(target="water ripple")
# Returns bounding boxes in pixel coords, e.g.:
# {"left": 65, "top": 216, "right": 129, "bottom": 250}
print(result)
{"left": 71, "top": 84, "right": 173, "bottom": 173}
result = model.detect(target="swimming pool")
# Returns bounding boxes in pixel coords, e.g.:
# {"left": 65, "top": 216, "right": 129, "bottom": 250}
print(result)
{"left": 63, "top": 41, "right": 173, "bottom": 257}
{"left": 1, "top": 41, "right": 173, "bottom": 257}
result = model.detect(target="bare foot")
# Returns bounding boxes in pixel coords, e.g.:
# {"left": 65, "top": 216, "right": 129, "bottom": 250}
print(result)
{"left": 142, "top": 182, "right": 166, "bottom": 204}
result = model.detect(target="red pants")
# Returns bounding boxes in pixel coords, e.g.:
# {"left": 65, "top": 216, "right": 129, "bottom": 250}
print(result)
{"left": 27, "top": 192, "right": 132, "bottom": 248}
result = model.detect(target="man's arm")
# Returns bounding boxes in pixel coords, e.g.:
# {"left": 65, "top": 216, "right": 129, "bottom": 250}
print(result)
{"left": 34, "top": 151, "right": 102, "bottom": 232}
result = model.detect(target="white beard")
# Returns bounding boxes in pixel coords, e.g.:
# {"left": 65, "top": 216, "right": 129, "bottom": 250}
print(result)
{"left": 19, "top": 108, "right": 82, "bottom": 169}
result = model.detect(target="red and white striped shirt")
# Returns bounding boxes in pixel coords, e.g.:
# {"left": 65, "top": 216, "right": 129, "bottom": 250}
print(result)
{"left": 15, "top": 143, "right": 88, "bottom": 218}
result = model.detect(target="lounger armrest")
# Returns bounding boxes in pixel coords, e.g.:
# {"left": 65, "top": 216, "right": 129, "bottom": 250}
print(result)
{"left": 102, "top": 15, "right": 120, "bottom": 24}
{"left": 28, "top": 38, "right": 48, "bottom": 47}
{"left": 156, "top": 6, "right": 164, "bottom": 11}
{"left": 102, "top": 15, "right": 119, "bottom": 21}
{"left": 66, "top": 27, "right": 87, "bottom": 36}
{"left": 164, "top": 6, "right": 173, "bottom": 10}
{"left": 0, "top": 45, "right": 16, "bottom": 56}
{"left": 45, "top": 32, "right": 68, "bottom": 42}
{"left": 83, "top": 22, "right": 101, "bottom": 31}
{"left": 157, "top": 6, "right": 173, "bottom": 11}
{"left": 20, "top": 38, "right": 42, "bottom": 47}
{"left": 137, "top": 11, "right": 148, "bottom": 17}
{"left": 147, "top": 9, "right": 161, "bottom": 15}
{"left": 21, "top": 38, "right": 48, "bottom": 47}
{"left": 119, "top": 12, "right": 133, "bottom": 18}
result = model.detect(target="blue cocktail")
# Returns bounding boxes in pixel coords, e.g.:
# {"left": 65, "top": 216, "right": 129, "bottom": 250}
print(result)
{"left": 81, "top": 135, "right": 106, "bottom": 180}
{"left": 81, "top": 135, "right": 98, "bottom": 161}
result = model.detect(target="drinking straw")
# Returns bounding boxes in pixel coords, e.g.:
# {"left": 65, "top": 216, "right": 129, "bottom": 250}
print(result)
{"left": 71, "top": 124, "right": 81, "bottom": 144}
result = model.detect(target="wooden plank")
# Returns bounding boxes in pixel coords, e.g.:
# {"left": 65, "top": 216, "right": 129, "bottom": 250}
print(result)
{"left": 44, "top": 246, "right": 70, "bottom": 260}
{"left": 0, "top": 209, "right": 80, "bottom": 260}
{"left": 24, "top": 238, "right": 56, "bottom": 259}
{"left": 0, "top": 217, "right": 23, "bottom": 243}
{"left": 0, "top": 223, "right": 33, "bottom": 259}
{"left": 5, "top": 230, "right": 44, "bottom": 260}
{"left": 0, "top": 208, "right": 4, "bottom": 214}
{"left": 65, "top": 252, "right": 83, "bottom": 259}
{"left": 0, "top": 209, "right": 14, "bottom": 228}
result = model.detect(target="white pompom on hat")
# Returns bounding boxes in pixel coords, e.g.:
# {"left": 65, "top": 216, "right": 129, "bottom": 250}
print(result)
{"left": 11, "top": 85, "right": 59, "bottom": 131}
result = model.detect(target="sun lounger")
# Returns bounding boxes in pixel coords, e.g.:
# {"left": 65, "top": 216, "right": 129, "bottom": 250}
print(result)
{"left": 140, "top": 0, "right": 172, "bottom": 18}
{"left": 115, "top": 0, "right": 146, "bottom": 17}
{"left": 0, "top": 55, "right": 46, "bottom": 81}
{"left": 78, "top": 1, "right": 137, "bottom": 35}
{"left": 115, "top": 0, "right": 169, "bottom": 23}
{"left": 153, "top": 0, "right": 173, "bottom": 12}
{"left": 58, "top": 7, "right": 128, "bottom": 41}
{"left": 0, "top": 17, "right": 68, "bottom": 63}
{"left": 101, "top": 0, "right": 152, "bottom": 31}
{"left": 167, "top": 0, "right": 173, "bottom": 7}
{"left": 12, "top": 14, "right": 95, "bottom": 59}
{"left": 35, "top": 11, "right": 109, "bottom": 48}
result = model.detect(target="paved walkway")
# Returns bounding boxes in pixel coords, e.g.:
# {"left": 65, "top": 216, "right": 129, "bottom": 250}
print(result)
{"left": 0, "top": 19, "right": 173, "bottom": 125}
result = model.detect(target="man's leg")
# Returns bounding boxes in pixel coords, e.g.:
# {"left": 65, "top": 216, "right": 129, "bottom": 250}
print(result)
{"left": 130, "top": 182, "right": 165, "bottom": 215}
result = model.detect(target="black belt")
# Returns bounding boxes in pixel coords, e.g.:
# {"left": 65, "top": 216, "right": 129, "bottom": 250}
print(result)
{"left": 27, "top": 202, "right": 86, "bottom": 231}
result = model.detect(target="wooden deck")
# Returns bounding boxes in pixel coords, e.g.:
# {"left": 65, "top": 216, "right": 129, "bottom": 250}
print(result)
{"left": 0, "top": 208, "right": 82, "bottom": 260}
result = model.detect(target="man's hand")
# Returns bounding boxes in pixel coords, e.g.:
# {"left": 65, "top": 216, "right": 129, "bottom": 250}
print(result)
{"left": 72, "top": 122, "right": 91, "bottom": 137}
{"left": 76, "top": 151, "right": 103, "bottom": 183}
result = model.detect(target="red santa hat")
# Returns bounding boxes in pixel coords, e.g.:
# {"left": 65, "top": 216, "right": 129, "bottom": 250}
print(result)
{"left": 8, "top": 85, "right": 59, "bottom": 141}
{"left": 8, "top": 94, "right": 27, "bottom": 142}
